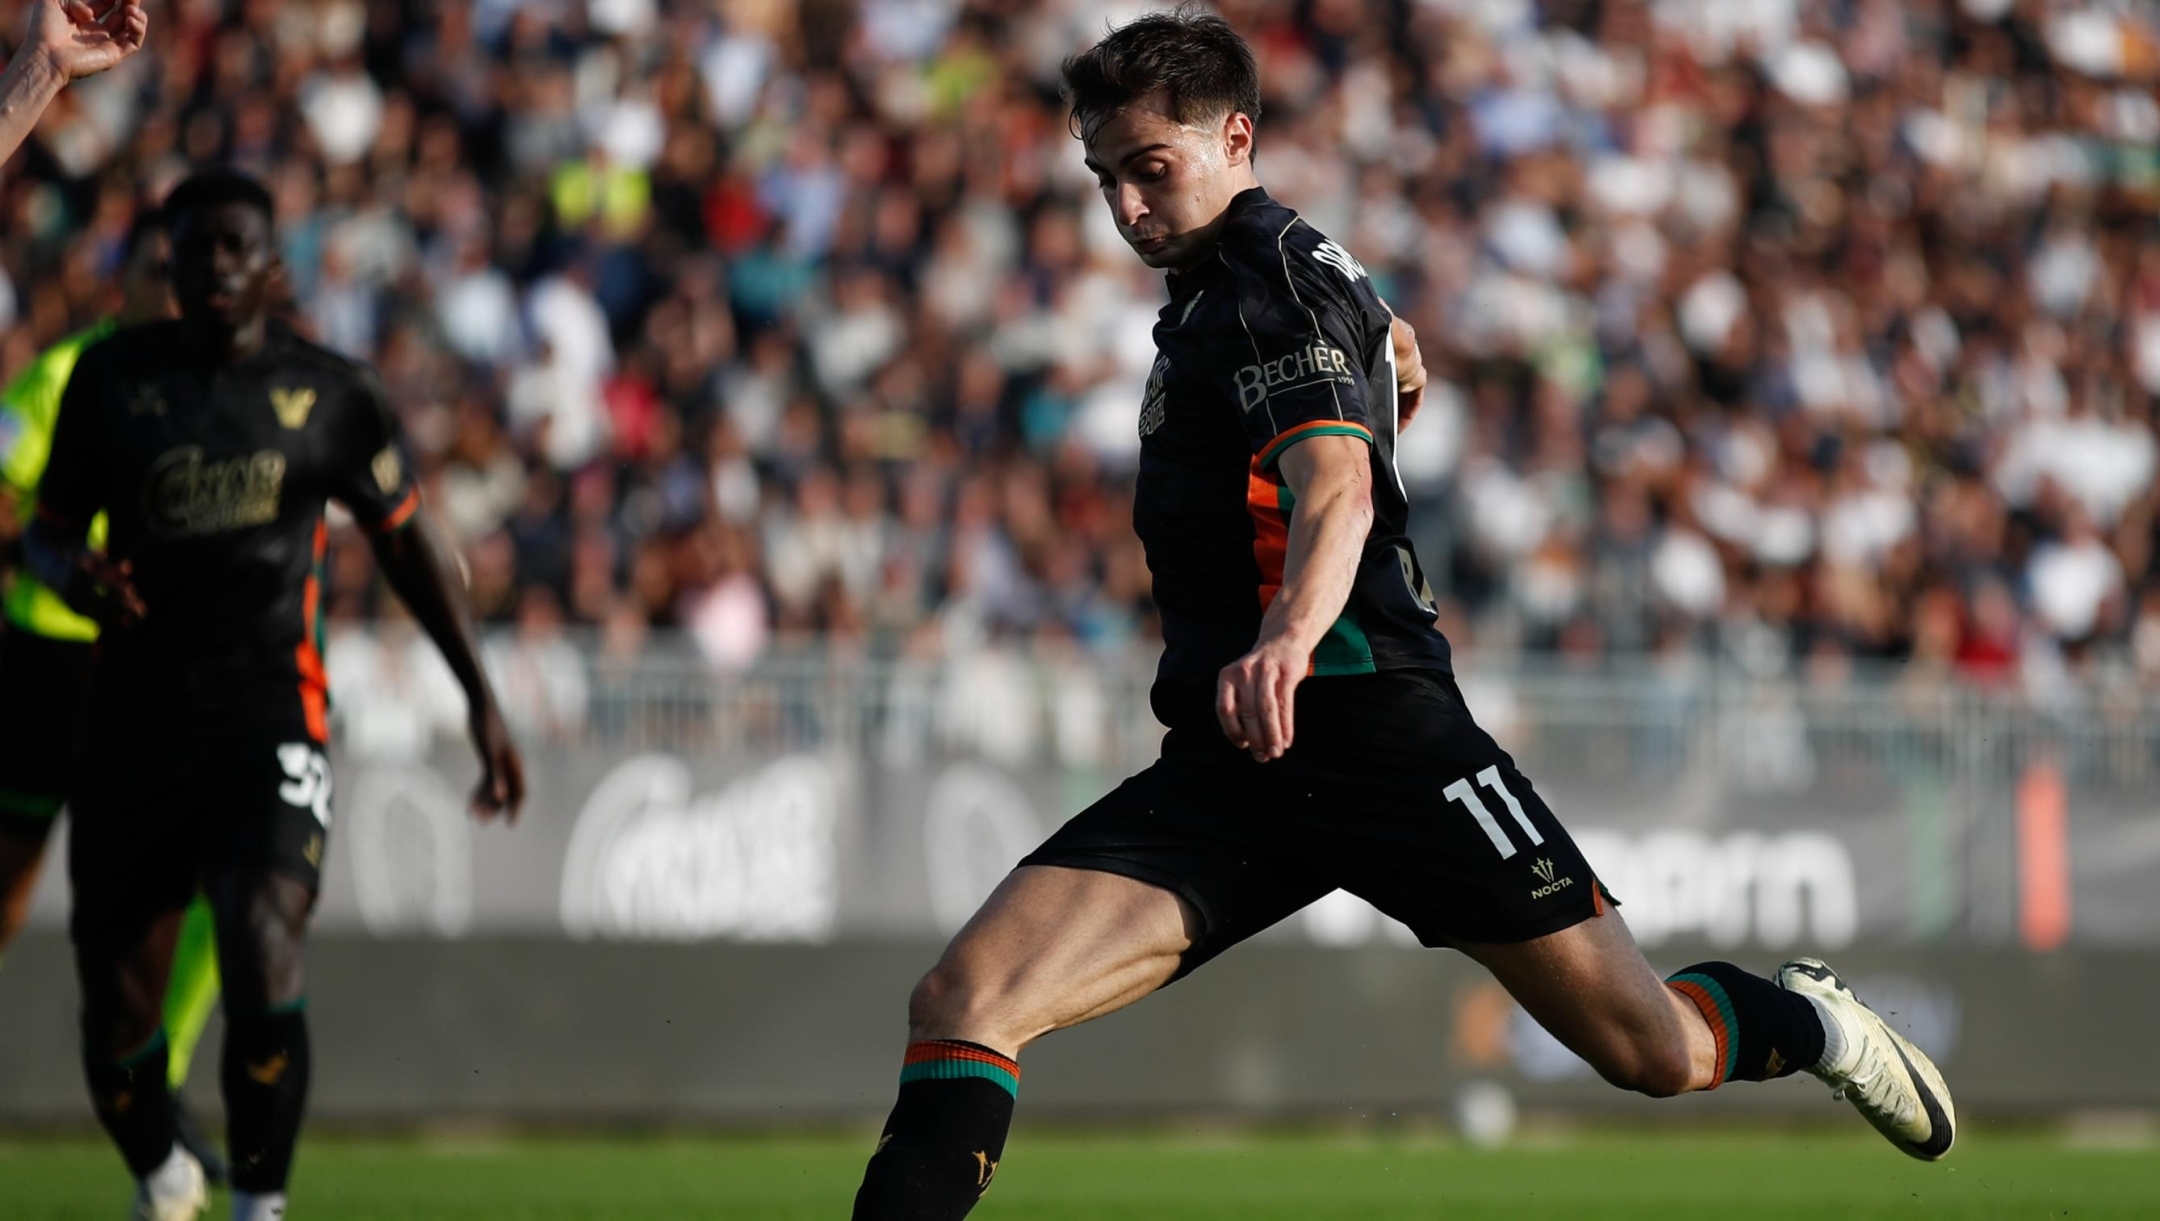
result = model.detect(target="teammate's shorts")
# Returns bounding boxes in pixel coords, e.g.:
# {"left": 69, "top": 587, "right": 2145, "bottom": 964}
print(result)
{"left": 1020, "top": 670, "right": 1614, "bottom": 979}
{"left": 68, "top": 708, "right": 332, "bottom": 950}
{"left": 0, "top": 628, "right": 93, "bottom": 841}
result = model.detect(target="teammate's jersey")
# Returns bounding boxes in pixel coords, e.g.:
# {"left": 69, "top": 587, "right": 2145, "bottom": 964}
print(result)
{"left": 0, "top": 319, "right": 116, "bottom": 643}
{"left": 1136, "top": 187, "right": 1448, "bottom": 724}
{"left": 39, "top": 320, "right": 420, "bottom": 734}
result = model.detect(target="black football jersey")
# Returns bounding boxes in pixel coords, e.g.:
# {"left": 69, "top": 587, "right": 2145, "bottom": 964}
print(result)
{"left": 40, "top": 320, "right": 419, "bottom": 731}
{"left": 1136, "top": 187, "right": 1449, "bottom": 726}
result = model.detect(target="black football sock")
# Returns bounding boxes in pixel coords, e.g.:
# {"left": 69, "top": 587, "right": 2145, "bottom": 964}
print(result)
{"left": 83, "top": 1023, "right": 177, "bottom": 1177}
{"left": 852, "top": 1040, "right": 1019, "bottom": 1221}
{"left": 223, "top": 1000, "right": 310, "bottom": 1193}
{"left": 1666, "top": 961, "right": 1825, "bottom": 1085}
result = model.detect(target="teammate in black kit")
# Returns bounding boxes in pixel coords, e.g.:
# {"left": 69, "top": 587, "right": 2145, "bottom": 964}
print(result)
{"left": 851, "top": 13, "right": 1954, "bottom": 1218}
{"left": 27, "top": 170, "right": 525, "bottom": 1221}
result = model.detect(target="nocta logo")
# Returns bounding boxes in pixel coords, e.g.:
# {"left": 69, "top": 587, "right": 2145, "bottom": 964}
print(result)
{"left": 1529, "top": 857, "right": 1573, "bottom": 899}
{"left": 1313, "top": 239, "right": 1367, "bottom": 282}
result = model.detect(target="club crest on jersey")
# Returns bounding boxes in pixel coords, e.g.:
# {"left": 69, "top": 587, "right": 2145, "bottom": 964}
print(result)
{"left": 145, "top": 446, "right": 286, "bottom": 537}
{"left": 372, "top": 445, "right": 403, "bottom": 494}
{"left": 270, "top": 387, "right": 317, "bottom": 429}
{"left": 1234, "top": 344, "right": 1351, "bottom": 413}
{"left": 1313, "top": 239, "right": 1368, "bottom": 282}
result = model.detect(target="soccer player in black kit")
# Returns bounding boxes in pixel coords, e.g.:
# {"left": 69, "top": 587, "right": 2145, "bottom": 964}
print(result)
{"left": 852, "top": 13, "right": 1955, "bottom": 1218}
{"left": 27, "top": 170, "right": 525, "bottom": 1221}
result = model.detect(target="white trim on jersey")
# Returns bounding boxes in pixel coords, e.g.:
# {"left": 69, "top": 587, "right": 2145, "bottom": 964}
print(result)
{"left": 1277, "top": 217, "right": 1346, "bottom": 423}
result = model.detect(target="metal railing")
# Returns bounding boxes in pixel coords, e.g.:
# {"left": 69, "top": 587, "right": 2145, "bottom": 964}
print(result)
{"left": 435, "top": 632, "right": 2160, "bottom": 794}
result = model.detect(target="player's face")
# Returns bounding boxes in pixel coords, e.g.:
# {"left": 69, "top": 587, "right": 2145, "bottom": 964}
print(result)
{"left": 171, "top": 202, "right": 276, "bottom": 330}
{"left": 119, "top": 231, "right": 175, "bottom": 322}
{"left": 1083, "top": 92, "right": 1254, "bottom": 271}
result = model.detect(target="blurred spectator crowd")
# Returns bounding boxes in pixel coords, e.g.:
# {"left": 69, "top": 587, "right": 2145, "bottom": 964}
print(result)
{"left": 7, "top": 0, "right": 2160, "bottom": 702}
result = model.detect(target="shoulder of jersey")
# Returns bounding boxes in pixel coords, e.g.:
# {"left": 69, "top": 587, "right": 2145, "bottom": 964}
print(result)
{"left": 1215, "top": 201, "right": 1374, "bottom": 308}
{"left": 276, "top": 325, "right": 373, "bottom": 383}
{"left": 86, "top": 318, "right": 178, "bottom": 361}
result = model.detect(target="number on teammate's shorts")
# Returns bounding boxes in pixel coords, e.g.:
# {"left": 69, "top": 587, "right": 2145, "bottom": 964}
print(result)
{"left": 1440, "top": 766, "right": 1541, "bottom": 858}
{"left": 277, "top": 743, "right": 333, "bottom": 827}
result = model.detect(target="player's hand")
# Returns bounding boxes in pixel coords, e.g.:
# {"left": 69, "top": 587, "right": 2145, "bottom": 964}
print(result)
{"left": 21, "top": 0, "right": 148, "bottom": 83}
{"left": 71, "top": 553, "right": 146, "bottom": 627}
{"left": 1391, "top": 313, "right": 1427, "bottom": 430}
{"left": 1216, "top": 637, "right": 1308, "bottom": 762}
{"left": 468, "top": 702, "right": 525, "bottom": 824}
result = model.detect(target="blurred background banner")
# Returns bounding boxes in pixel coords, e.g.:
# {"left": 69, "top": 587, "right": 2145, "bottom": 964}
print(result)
{"left": 14, "top": 633, "right": 2153, "bottom": 952}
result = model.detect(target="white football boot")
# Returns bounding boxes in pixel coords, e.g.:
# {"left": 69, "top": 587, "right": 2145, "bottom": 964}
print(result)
{"left": 130, "top": 1145, "right": 209, "bottom": 1221}
{"left": 1777, "top": 957, "right": 1955, "bottom": 1160}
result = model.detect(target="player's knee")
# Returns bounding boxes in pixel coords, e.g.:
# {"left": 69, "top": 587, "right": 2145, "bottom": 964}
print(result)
{"left": 78, "top": 985, "right": 161, "bottom": 1058}
{"left": 906, "top": 962, "right": 968, "bottom": 1033}
{"left": 213, "top": 875, "right": 311, "bottom": 1008}
{"left": 906, "top": 958, "right": 1008, "bottom": 1044}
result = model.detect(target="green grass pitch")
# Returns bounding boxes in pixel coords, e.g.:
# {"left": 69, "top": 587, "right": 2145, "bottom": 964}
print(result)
{"left": 2, "top": 1128, "right": 2150, "bottom": 1219}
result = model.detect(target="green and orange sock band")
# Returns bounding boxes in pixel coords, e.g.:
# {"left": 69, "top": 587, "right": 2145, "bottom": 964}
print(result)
{"left": 899, "top": 1040, "right": 1020, "bottom": 1099}
{"left": 1666, "top": 961, "right": 1822, "bottom": 1087}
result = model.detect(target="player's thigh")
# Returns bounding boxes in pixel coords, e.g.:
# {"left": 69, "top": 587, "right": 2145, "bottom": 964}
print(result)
{"left": 67, "top": 740, "right": 200, "bottom": 952}
{"left": 927, "top": 753, "right": 1331, "bottom": 1050}
{"left": 202, "top": 722, "right": 331, "bottom": 1008}
{"left": 913, "top": 863, "right": 1198, "bottom": 1051}
{"left": 66, "top": 768, "right": 197, "bottom": 1044}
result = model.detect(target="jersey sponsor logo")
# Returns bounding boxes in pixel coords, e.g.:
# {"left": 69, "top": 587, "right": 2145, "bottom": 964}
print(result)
{"left": 1528, "top": 856, "right": 1574, "bottom": 899}
{"left": 1312, "top": 239, "right": 1368, "bottom": 282}
{"left": 270, "top": 386, "right": 318, "bottom": 429}
{"left": 1138, "top": 355, "right": 1170, "bottom": 438}
{"left": 145, "top": 446, "right": 286, "bottom": 537}
{"left": 1234, "top": 343, "right": 1351, "bottom": 413}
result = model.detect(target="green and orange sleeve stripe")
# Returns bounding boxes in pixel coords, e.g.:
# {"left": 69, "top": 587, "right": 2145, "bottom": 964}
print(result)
{"left": 1255, "top": 419, "right": 1372, "bottom": 472}
{"left": 372, "top": 487, "right": 421, "bottom": 533}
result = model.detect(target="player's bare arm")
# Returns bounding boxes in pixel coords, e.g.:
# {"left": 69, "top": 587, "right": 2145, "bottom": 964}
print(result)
{"left": 1390, "top": 312, "right": 1426, "bottom": 428}
{"left": 367, "top": 511, "right": 526, "bottom": 821}
{"left": 0, "top": 0, "right": 147, "bottom": 164}
{"left": 1215, "top": 435, "right": 1372, "bottom": 762}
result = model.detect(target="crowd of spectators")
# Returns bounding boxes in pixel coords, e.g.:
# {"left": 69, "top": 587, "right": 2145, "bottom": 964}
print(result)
{"left": 7, "top": 0, "right": 2160, "bottom": 702}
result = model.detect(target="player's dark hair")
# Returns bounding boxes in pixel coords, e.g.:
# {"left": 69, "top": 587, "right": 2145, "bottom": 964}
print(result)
{"left": 160, "top": 168, "right": 274, "bottom": 229}
{"left": 1062, "top": 6, "right": 1261, "bottom": 142}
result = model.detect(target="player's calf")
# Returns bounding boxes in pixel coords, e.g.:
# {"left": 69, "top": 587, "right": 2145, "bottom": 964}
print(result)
{"left": 220, "top": 997, "right": 309, "bottom": 1212}
{"left": 82, "top": 1018, "right": 179, "bottom": 1179}
{"left": 211, "top": 871, "right": 315, "bottom": 1218}
{"left": 853, "top": 865, "right": 1194, "bottom": 1220}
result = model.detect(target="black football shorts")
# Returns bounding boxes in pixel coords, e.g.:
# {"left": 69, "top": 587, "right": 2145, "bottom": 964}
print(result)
{"left": 0, "top": 628, "right": 92, "bottom": 840}
{"left": 69, "top": 706, "right": 332, "bottom": 951}
{"left": 1020, "top": 669, "right": 1614, "bottom": 979}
